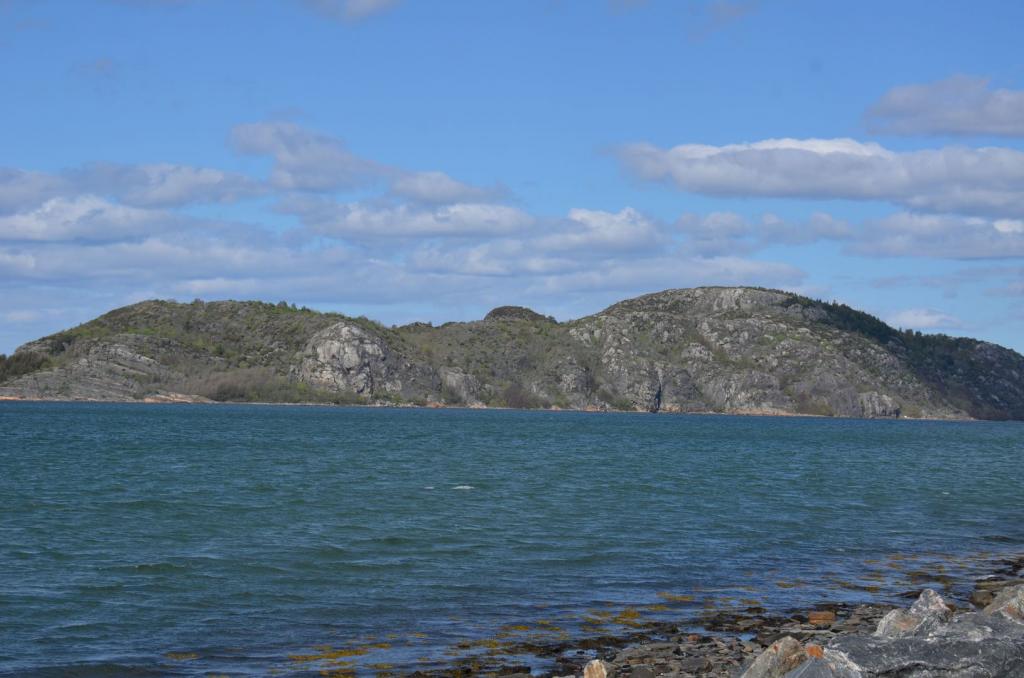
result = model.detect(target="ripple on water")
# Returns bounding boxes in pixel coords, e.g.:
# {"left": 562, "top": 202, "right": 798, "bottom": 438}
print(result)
{"left": 1, "top": 403, "right": 1022, "bottom": 675}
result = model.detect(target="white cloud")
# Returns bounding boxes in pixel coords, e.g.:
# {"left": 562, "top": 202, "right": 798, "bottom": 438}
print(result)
{"left": 285, "top": 196, "right": 535, "bottom": 238}
{"left": 994, "top": 219, "right": 1024, "bottom": 234}
{"left": 0, "top": 168, "right": 68, "bottom": 213}
{"left": 0, "top": 195, "right": 172, "bottom": 242}
{"left": 390, "top": 171, "right": 499, "bottom": 204}
{"left": 850, "top": 212, "right": 1024, "bottom": 259}
{"left": 867, "top": 75, "right": 1024, "bottom": 137}
{"left": 886, "top": 308, "right": 962, "bottom": 330}
{"left": 524, "top": 255, "right": 803, "bottom": 297}
{"left": 231, "top": 121, "right": 386, "bottom": 191}
{"left": 674, "top": 211, "right": 852, "bottom": 256}
{"left": 617, "top": 137, "right": 1024, "bottom": 218}
{"left": 72, "top": 162, "right": 263, "bottom": 207}
{"left": 538, "top": 207, "right": 666, "bottom": 253}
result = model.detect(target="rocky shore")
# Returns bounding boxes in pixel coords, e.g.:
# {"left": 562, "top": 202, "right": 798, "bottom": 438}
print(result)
{"left": 402, "top": 554, "right": 1024, "bottom": 678}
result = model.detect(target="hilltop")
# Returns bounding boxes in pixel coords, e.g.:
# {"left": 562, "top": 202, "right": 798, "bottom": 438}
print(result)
{"left": 1, "top": 287, "right": 1022, "bottom": 419}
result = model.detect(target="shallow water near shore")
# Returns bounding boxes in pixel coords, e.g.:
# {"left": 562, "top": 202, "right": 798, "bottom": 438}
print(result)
{"left": 1, "top": 402, "right": 1022, "bottom": 676}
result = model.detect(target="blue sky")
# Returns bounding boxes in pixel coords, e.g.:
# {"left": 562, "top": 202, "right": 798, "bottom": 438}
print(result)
{"left": 2, "top": 0, "right": 1024, "bottom": 354}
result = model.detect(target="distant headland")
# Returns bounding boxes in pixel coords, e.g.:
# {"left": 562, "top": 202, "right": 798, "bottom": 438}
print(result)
{"left": 1, "top": 287, "right": 1022, "bottom": 420}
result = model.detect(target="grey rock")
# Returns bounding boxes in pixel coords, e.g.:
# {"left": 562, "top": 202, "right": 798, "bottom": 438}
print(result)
{"left": 874, "top": 589, "right": 952, "bottom": 639}
{"left": 794, "top": 593, "right": 1024, "bottom": 677}
{"left": 783, "top": 657, "right": 862, "bottom": 678}
{"left": 741, "top": 636, "right": 808, "bottom": 678}
{"left": 984, "top": 584, "right": 1024, "bottom": 622}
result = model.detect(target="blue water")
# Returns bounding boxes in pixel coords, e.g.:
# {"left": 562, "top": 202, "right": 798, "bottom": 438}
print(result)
{"left": 1, "top": 403, "right": 1022, "bottom": 676}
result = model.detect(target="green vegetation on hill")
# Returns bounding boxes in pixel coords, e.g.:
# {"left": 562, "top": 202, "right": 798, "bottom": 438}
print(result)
{"left": 0, "top": 352, "right": 50, "bottom": 385}
{"left": 1, "top": 288, "right": 1021, "bottom": 420}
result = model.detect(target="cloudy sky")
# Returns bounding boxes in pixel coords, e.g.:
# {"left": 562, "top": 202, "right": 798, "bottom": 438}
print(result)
{"left": 2, "top": 0, "right": 1024, "bottom": 354}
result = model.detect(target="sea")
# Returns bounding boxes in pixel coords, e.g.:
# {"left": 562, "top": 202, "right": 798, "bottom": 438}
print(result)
{"left": 1, "top": 402, "right": 1022, "bottom": 676}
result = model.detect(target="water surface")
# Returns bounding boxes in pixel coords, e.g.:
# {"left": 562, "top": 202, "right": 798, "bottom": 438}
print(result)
{"left": 1, "top": 402, "right": 1022, "bottom": 675}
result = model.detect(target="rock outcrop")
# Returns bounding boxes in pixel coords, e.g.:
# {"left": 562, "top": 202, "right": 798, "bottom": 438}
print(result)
{"left": 741, "top": 587, "right": 1024, "bottom": 678}
{"left": 1, "top": 287, "right": 1023, "bottom": 419}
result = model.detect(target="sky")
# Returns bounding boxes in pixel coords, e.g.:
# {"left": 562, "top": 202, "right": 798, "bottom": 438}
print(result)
{"left": 2, "top": 0, "right": 1024, "bottom": 354}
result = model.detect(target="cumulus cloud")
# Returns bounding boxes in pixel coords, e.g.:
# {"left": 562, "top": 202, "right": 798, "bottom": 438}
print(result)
{"left": 403, "top": 206, "right": 805, "bottom": 295}
{"left": 868, "top": 75, "right": 1024, "bottom": 137}
{"left": 850, "top": 212, "right": 1024, "bottom": 259}
{"left": 670, "top": 208, "right": 1024, "bottom": 260}
{"left": 617, "top": 137, "right": 1024, "bottom": 218}
{"left": 390, "top": 171, "right": 500, "bottom": 204}
{"left": 1, "top": 162, "right": 262, "bottom": 212}
{"left": 71, "top": 162, "right": 263, "bottom": 207}
{"left": 0, "top": 195, "right": 174, "bottom": 242}
{"left": 0, "top": 168, "right": 69, "bottom": 214}
{"left": 282, "top": 195, "right": 535, "bottom": 239}
{"left": 886, "top": 308, "right": 962, "bottom": 330}
{"left": 525, "top": 255, "right": 803, "bottom": 297}
{"left": 233, "top": 121, "right": 498, "bottom": 205}
{"left": 674, "top": 211, "right": 852, "bottom": 256}
{"left": 538, "top": 207, "right": 667, "bottom": 253}
{"left": 231, "top": 121, "right": 387, "bottom": 191}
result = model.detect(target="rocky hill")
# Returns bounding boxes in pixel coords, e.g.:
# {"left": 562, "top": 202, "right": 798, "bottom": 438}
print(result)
{"left": 1, "top": 287, "right": 1022, "bottom": 420}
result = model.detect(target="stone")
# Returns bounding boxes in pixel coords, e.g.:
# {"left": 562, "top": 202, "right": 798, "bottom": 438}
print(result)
{"left": 971, "top": 588, "right": 995, "bottom": 608}
{"left": 740, "top": 636, "right": 808, "bottom": 678}
{"left": 808, "top": 611, "right": 836, "bottom": 626}
{"left": 583, "top": 659, "right": 611, "bottom": 678}
{"left": 782, "top": 656, "right": 862, "bottom": 678}
{"left": 675, "top": 656, "right": 712, "bottom": 673}
{"left": 874, "top": 589, "right": 952, "bottom": 638}
{"left": 984, "top": 583, "right": 1024, "bottom": 622}
{"left": 626, "top": 667, "right": 655, "bottom": 678}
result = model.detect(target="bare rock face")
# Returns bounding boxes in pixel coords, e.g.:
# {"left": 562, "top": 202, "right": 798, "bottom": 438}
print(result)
{"left": 858, "top": 392, "right": 901, "bottom": 418}
{"left": 296, "top": 321, "right": 403, "bottom": 396}
{"left": 294, "top": 320, "right": 439, "bottom": 400}
{"left": 0, "top": 338, "right": 180, "bottom": 401}
{"left": 439, "top": 367, "right": 482, "bottom": 405}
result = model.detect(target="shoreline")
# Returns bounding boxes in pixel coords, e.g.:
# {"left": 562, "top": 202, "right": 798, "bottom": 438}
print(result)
{"left": 0, "top": 394, "right": 986, "bottom": 423}
{"left": 431, "top": 552, "right": 1024, "bottom": 677}
{"left": 273, "top": 550, "right": 1024, "bottom": 677}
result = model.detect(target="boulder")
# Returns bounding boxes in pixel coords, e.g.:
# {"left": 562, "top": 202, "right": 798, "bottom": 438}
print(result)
{"left": 984, "top": 584, "right": 1024, "bottom": 622}
{"left": 741, "top": 636, "right": 808, "bottom": 678}
{"left": 583, "top": 659, "right": 611, "bottom": 678}
{"left": 874, "top": 589, "right": 952, "bottom": 638}
{"left": 784, "top": 589, "right": 1024, "bottom": 677}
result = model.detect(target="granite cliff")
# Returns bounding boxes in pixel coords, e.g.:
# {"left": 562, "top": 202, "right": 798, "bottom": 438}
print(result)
{"left": 1, "top": 287, "right": 1022, "bottom": 420}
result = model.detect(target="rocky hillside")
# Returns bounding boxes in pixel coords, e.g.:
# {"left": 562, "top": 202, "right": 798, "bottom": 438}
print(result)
{"left": 1, "top": 288, "right": 1022, "bottom": 420}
